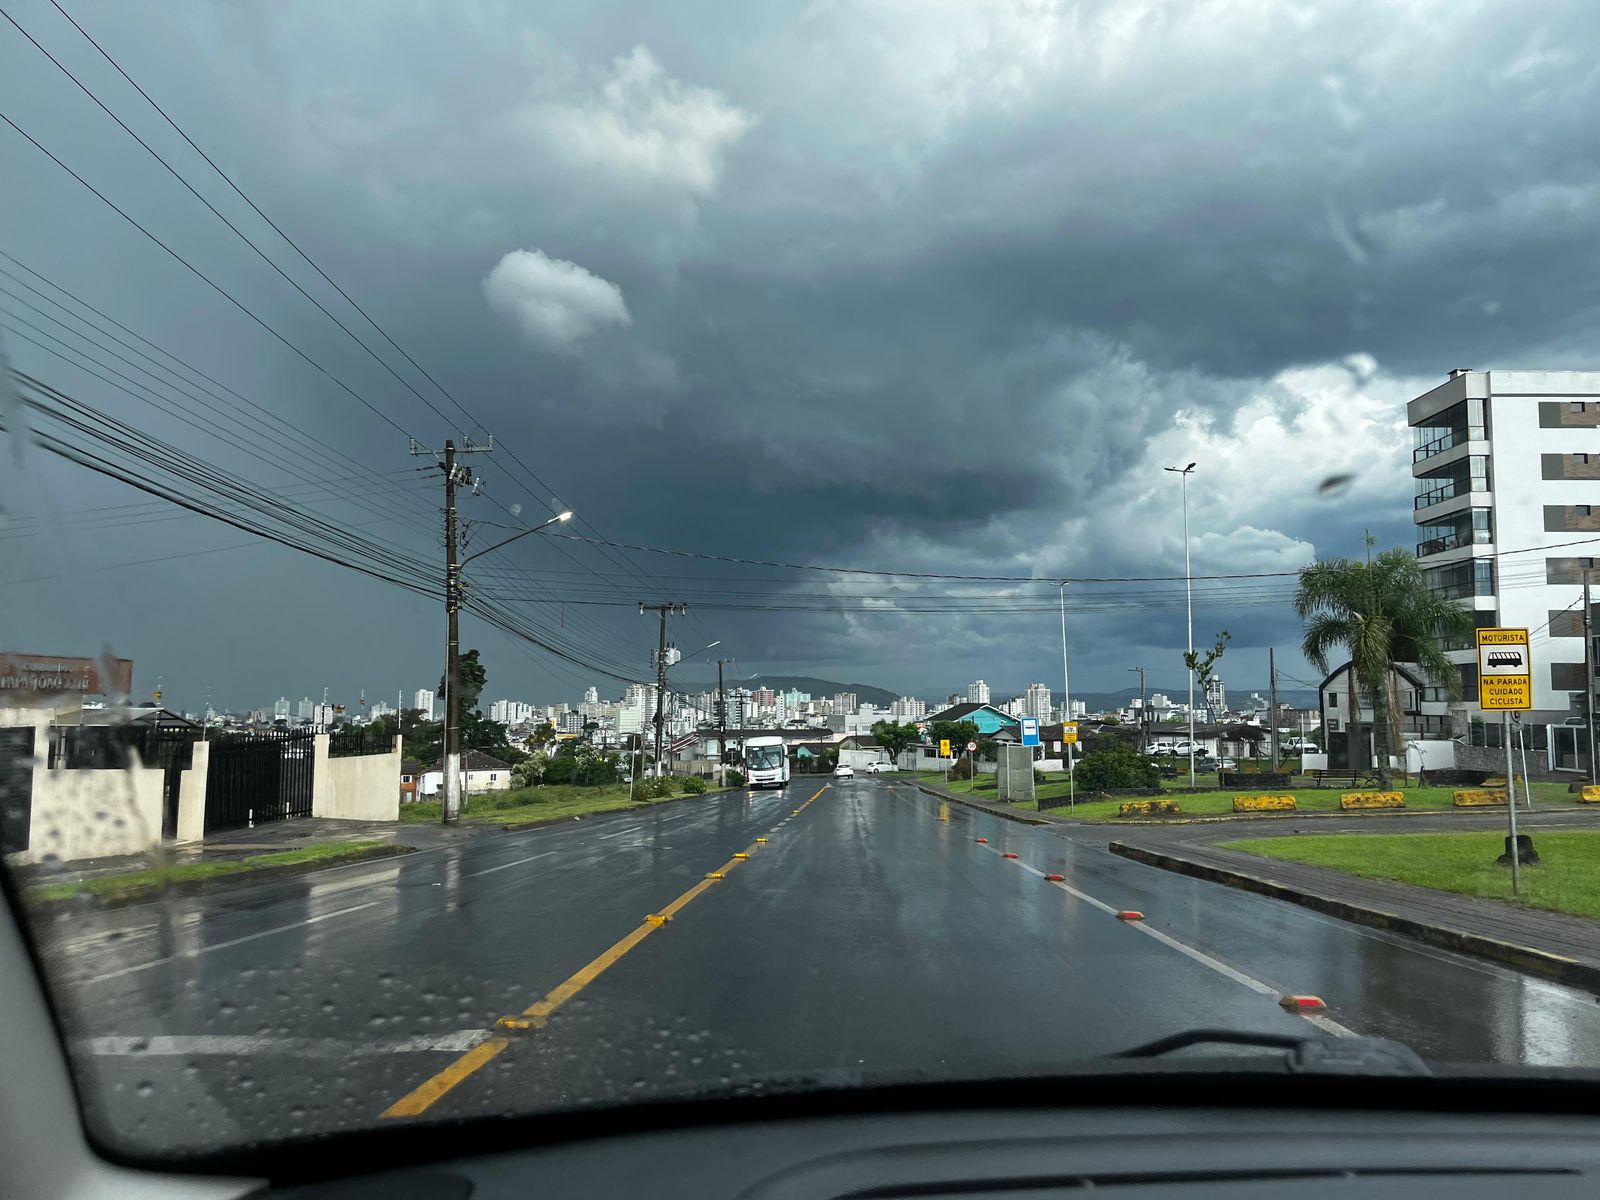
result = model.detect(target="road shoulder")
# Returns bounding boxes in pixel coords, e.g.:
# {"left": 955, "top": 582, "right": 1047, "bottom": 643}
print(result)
{"left": 1108, "top": 837, "right": 1600, "bottom": 993}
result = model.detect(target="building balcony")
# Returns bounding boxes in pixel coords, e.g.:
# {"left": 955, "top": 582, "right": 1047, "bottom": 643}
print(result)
{"left": 1411, "top": 426, "right": 1486, "bottom": 467}
{"left": 1414, "top": 482, "right": 1490, "bottom": 519}
{"left": 1415, "top": 530, "right": 1493, "bottom": 559}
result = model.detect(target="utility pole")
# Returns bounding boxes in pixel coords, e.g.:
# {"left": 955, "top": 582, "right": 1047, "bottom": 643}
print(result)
{"left": 1269, "top": 647, "right": 1279, "bottom": 771}
{"left": 641, "top": 603, "right": 687, "bottom": 777}
{"left": 1586, "top": 571, "right": 1597, "bottom": 786}
{"left": 1128, "top": 666, "right": 1145, "bottom": 753}
{"left": 413, "top": 435, "right": 492, "bottom": 823}
{"left": 716, "top": 656, "right": 731, "bottom": 786}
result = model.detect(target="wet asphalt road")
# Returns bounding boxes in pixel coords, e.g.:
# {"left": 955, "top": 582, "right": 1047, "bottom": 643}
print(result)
{"left": 29, "top": 778, "right": 1600, "bottom": 1155}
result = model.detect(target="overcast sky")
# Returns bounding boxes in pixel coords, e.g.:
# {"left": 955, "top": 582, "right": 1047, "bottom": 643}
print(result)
{"left": 4, "top": 0, "right": 1600, "bottom": 712}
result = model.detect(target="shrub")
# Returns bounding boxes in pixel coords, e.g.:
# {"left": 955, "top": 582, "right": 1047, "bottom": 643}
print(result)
{"left": 725, "top": 768, "right": 747, "bottom": 787}
{"left": 1075, "top": 742, "right": 1162, "bottom": 791}
{"left": 635, "top": 776, "right": 671, "bottom": 799}
{"left": 947, "top": 757, "right": 975, "bottom": 781}
{"left": 680, "top": 775, "right": 709, "bottom": 794}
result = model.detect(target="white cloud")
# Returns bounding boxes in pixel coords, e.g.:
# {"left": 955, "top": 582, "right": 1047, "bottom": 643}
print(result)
{"left": 517, "top": 46, "right": 755, "bottom": 194}
{"left": 482, "top": 249, "right": 632, "bottom": 351}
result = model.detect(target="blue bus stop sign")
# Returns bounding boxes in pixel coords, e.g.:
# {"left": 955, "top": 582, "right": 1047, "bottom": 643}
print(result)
{"left": 1019, "top": 717, "right": 1040, "bottom": 747}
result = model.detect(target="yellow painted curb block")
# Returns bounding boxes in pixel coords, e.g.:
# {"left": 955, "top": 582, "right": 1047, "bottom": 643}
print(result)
{"left": 1340, "top": 791, "right": 1405, "bottom": 810}
{"left": 1578, "top": 786, "right": 1600, "bottom": 804}
{"left": 1454, "top": 789, "right": 1509, "bottom": 807}
{"left": 1233, "top": 795, "right": 1295, "bottom": 812}
{"left": 1118, "top": 799, "right": 1182, "bottom": 816}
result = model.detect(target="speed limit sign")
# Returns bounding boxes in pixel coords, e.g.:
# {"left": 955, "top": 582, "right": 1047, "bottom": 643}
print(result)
{"left": 966, "top": 740, "right": 978, "bottom": 752}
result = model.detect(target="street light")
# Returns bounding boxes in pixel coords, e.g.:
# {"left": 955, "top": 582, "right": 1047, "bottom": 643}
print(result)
{"left": 1164, "top": 462, "right": 1197, "bottom": 789}
{"left": 459, "top": 509, "right": 573, "bottom": 567}
{"left": 442, "top": 508, "right": 571, "bottom": 823}
{"left": 1059, "top": 581, "right": 1074, "bottom": 807}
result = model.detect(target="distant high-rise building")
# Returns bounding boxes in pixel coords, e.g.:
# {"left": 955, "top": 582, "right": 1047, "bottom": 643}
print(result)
{"left": 557, "top": 710, "right": 583, "bottom": 734}
{"left": 832, "top": 692, "right": 858, "bottom": 715}
{"left": 890, "top": 696, "right": 926, "bottom": 720}
{"left": 1024, "top": 682, "right": 1053, "bottom": 722}
{"left": 618, "top": 684, "right": 656, "bottom": 735}
{"left": 273, "top": 697, "right": 291, "bottom": 720}
{"left": 782, "top": 689, "right": 810, "bottom": 707}
{"left": 296, "top": 697, "right": 313, "bottom": 720}
{"left": 1070, "top": 699, "right": 1088, "bottom": 719}
{"left": 1204, "top": 677, "right": 1227, "bottom": 715}
{"left": 490, "top": 699, "right": 535, "bottom": 725}
{"left": 584, "top": 687, "right": 599, "bottom": 705}
{"left": 967, "top": 679, "right": 991, "bottom": 704}
{"left": 413, "top": 688, "right": 436, "bottom": 720}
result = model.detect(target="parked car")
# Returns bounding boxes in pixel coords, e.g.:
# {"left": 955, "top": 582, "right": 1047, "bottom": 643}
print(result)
{"left": 833, "top": 764, "right": 855, "bottom": 779}
{"left": 1150, "top": 740, "right": 1178, "bottom": 755}
{"left": 1285, "top": 741, "right": 1319, "bottom": 754}
{"left": 865, "top": 762, "right": 893, "bottom": 774}
{"left": 1215, "top": 757, "right": 1237, "bottom": 771}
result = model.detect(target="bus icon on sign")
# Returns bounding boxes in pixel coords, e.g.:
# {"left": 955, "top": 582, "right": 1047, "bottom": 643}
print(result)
{"left": 1486, "top": 650, "right": 1524, "bottom": 669}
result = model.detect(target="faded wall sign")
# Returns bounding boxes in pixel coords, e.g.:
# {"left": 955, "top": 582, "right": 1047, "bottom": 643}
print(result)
{"left": 0, "top": 653, "right": 134, "bottom": 702}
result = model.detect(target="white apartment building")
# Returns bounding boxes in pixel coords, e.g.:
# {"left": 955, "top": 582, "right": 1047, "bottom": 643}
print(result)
{"left": 273, "top": 697, "right": 290, "bottom": 720}
{"left": 890, "top": 695, "right": 927, "bottom": 721}
{"left": 296, "top": 697, "right": 314, "bottom": 720}
{"left": 584, "top": 687, "right": 599, "bottom": 705}
{"left": 489, "top": 698, "right": 536, "bottom": 725}
{"left": 617, "top": 683, "right": 657, "bottom": 735}
{"left": 413, "top": 688, "right": 436, "bottom": 720}
{"left": 1204, "top": 677, "right": 1227, "bottom": 715}
{"left": 967, "top": 679, "right": 991, "bottom": 705}
{"left": 1410, "top": 369, "right": 1600, "bottom": 723}
{"left": 1024, "top": 682, "right": 1053, "bottom": 722}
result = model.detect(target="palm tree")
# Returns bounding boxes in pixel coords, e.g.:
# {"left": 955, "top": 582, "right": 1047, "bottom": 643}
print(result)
{"left": 1294, "top": 547, "right": 1474, "bottom": 785}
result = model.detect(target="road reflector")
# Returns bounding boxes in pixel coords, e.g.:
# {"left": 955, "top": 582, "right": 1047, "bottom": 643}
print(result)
{"left": 494, "top": 1016, "right": 538, "bottom": 1032}
{"left": 1044, "top": 873, "right": 1065, "bottom": 882}
{"left": 1115, "top": 910, "right": 1144, "bottom": 921}
{"left": 644, "top": 914, "right": 671, "bottom": 926}
{"left": 1002, "top": 852, "right": 1019, "bottom": 859}
{"left": 733, "top": 852, "right": 750, "bottom": 860}
{"left": 705, "top": 872, "right": 726, "bottom": 880}
{"left": 1280, "top": 994, "right": 1326, "bottom": 1012}
{"left": 975, "top": 837, "right": 988, "bottom": 843}
{"left": 792, "top": 809, "right": 801, "bottom": 814}
{"left": 756, "top": 836, "right": 769, "bottom": 842}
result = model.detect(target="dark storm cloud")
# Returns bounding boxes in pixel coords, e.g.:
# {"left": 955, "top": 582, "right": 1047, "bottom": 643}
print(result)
{"left": 5, "top": 0, "right": 1600, "bottom": 706}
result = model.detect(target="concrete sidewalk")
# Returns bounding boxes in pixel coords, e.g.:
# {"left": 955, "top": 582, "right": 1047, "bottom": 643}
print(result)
{"left": 11, "top": 816, "right": 484, "bottom": 886}
{"left": 1109, "top": 833, "right": 1600, "bottom": 993}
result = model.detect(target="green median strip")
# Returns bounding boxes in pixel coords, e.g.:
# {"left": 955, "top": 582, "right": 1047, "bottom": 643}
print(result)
{"left": 1216, "top": 830, "right": 1600, "bottom": 921}
{"left": 399, "top": 781, "right": 738, "bottom": 827}
{"left": 26, "top": 839, "right": 398, "bottom": 904}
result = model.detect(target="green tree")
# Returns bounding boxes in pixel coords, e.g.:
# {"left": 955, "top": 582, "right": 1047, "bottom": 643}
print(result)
{"left": 930, "top": 719, "right": 980, "bottom": 753}
{"left": 1184, "top": 631, "right": 1231, "bottom": 705}
{"left": 1295, "top": 546, "right": 1474, "bottom": 785}
{"left": 439, "top": 648, "right": 488, "bottom": 717}
{"left": 870, "top": 719, "right": 921, "bottom": 765}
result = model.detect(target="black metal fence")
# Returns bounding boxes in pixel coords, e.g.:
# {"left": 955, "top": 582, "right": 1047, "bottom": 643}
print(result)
{"left": 0, "top": 728, "right": 34, "bottom": 855}
{"left": 329, "top": 727, "right": 392, "bottom": 759}
{"left": 204, "top": 729, "right": 314, "bottom": 833}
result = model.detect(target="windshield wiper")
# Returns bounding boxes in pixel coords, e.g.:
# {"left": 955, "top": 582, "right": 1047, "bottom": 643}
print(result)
{"left": 1114, "top": 1028, "right": 1432, "bottom": 1077}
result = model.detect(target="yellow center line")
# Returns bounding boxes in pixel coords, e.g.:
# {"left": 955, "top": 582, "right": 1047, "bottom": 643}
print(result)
{"left": 379, "top": 794, "right": 826, "bottom": 1121}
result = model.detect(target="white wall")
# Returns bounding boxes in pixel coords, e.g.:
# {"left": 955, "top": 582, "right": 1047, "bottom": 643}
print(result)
{"left": 174, "top": 741, "right": 209, "bottom": 844}
{"left": 12, "top": 767, "right": 164, "bottom": 865}
{"left": 312, "top": 735, "right": 402, "bottom": 821}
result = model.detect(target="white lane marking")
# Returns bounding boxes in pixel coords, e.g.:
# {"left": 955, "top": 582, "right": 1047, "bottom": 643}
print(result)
{"left": 984, "top": 843, "right": 1356, "bottom": 1036}
{"left": 79, "top": 1030, "right": 489, "bottom": 1058}
{"left": 76, "top": 901, "right": 380, "bottom": 986}
{"left": 467, "top": 851, "right": 557, "bottom": 877}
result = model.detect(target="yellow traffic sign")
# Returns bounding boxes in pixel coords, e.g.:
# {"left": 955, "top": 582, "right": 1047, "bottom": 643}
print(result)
{"left": 939, "top": 738, "right": 951, "bottom": 757}
{"left": 1477, "top": 627, "right": 1531, "bottom": 711}
{"left": 1062, "top": 721, "right": 1079, "bottom": 745}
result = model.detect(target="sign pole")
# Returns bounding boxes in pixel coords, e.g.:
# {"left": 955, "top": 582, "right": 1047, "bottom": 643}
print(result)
{"left": 1504, "top": 710, "right": 1520, "bottom": 895}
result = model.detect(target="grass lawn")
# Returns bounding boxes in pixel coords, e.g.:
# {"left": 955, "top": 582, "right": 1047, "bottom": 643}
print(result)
{"left": 27, "top": 840, "right": 393, "bottom": 904}
{"left": 908, "top": 771, "right": 1575, "bottom": 823}
{"left": 400, "top": 781, "right": 732, "bottom": 826}
{"left": 1216, "top": 830, "right": 1600, "bottom": 921}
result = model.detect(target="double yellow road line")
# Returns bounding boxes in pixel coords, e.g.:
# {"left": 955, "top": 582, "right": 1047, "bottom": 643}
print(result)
{"left": 381, "top": 784, "right": 829, "bottom": 1119}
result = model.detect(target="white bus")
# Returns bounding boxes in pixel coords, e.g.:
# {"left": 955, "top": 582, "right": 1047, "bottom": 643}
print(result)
{"left": 743, "top": 736, "right": 790, "bottom": 788}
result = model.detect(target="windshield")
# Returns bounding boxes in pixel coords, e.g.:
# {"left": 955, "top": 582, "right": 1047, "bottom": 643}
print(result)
{"left": 4, "top": 0, "right": 1600, "bottom": 1167}
{"left": 746, "top": 746, "right": 785, "bottom": 771}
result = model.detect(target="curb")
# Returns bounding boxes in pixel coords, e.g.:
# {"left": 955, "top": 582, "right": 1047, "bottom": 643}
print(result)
{"left": 24, "top": 843, "right": 415, "bottom": 911}
{"left": 912, "top": 782, "right": 1051, "bottom": 826}
{"left": 473, "top": 784, "right": 743, "bottom": 832}
{"left": 1108, "top": 840, "right": 1600, "bottom": 994}
{"left": 1064, "top": 804, "right": 1600, "bottom": 827}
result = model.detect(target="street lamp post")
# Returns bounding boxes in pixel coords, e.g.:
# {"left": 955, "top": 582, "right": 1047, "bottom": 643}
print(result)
{"left": 1128, "top": 666, "right": 1146, "bottom": 752}
{"left": 1059, "top": 581, "right": 1074, "bottom": 806}
{"left": 444, "top": 509, "right": 572, "bottom": 822}
{"left": 1164, "top": 462, "right": 1197, "bottom": 789}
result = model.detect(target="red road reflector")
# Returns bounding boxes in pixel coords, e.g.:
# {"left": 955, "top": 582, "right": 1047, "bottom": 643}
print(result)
{"left": 1002, "top": 852, "right": 1019, "bottom": 859}
{"left": 1044, "top": 873, "right": 1065, "bottom": 882}
{"left": 975, "top": 837, "right": 988, "bottom": 843}
{"left": 1280, "top": 994, "right": 1327, "bottom": 1012}
{"left": 1115, "top": 910, "right": 1144, "bottom": 921}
